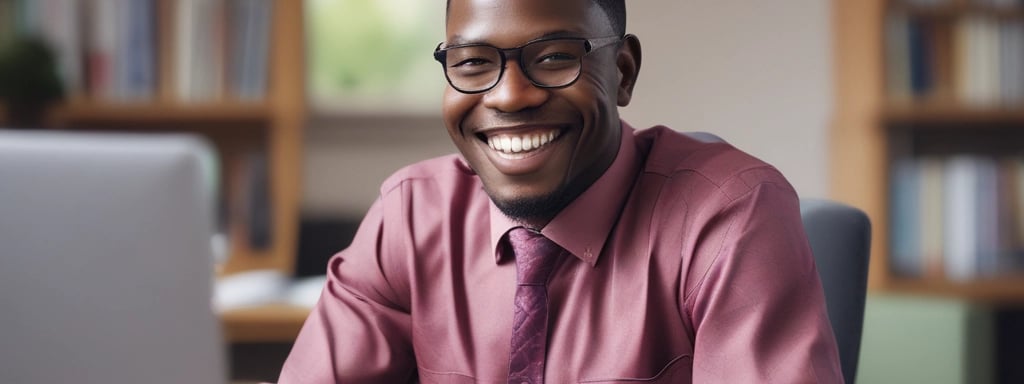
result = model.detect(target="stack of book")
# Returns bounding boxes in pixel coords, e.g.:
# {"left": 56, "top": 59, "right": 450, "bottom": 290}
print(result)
{"left": 886, "top": 0, "right": 1024, "bottom": 106}
{"left": 0, "top": 0, "right": 271, "bottom": 103}
{"left": 890, "top": 155, "right": 1024, "bottom": 280}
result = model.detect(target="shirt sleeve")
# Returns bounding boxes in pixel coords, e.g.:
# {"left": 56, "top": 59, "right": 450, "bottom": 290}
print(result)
{"left": 685, "top": 178, "right": 844, "bottom": 383}
{"left": 278, "top": 194, "right": 417, "bottom": 383}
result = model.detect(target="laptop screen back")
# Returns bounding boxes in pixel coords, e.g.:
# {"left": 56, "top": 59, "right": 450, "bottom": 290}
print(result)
{"left": 0, "top": 130, "right": 226, "bottom": 384}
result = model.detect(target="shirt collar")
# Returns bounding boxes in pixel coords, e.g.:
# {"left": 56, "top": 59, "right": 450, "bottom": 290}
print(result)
{"left": 490, "top": 120, "right": 641, "bottom": 266}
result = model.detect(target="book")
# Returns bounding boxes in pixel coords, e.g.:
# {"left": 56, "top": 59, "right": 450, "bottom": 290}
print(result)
{"left": 1000, "top": 158, "right": 1024, "bottom": 272}
{"left": 886, "top": 12, "right": 912, "bottom": 102}
{"left": 980, "top": 16, "right": 1002, "bottom": 106}
{"left": 930, "top": 17, "right": 955, "bottom": 103}
{"left": 975, "top": 157, "right": 1000, "bottom": 277}
{"left": 230, "top": 0, "right": 271, "bottom": 101}
{"left": 175, "top": 0, "right": 196, "bottom": 101}
{"left": 1000, "top": 20, "right": 1024, "bottom": 105}
{"left": 944, "top": 155, "right": 981, "bottom": 281}
{"left": 919, "top": 156, "right": 946, "bottom": 278}
{"left": 891, "top": 157, "right": 922, "bottom": 277}
{"left": 120, "top": 0, "right": 156, "bottom": 100}
{"left": 909, "top": 17, "right": 934, "bottom": 97}
{"left": 244, "top": 149, "right": 272, "bottom": 250}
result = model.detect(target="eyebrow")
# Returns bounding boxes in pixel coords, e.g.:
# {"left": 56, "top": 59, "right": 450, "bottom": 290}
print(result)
{"left": 445, "top": 30, "right": 581, "bottom": 47}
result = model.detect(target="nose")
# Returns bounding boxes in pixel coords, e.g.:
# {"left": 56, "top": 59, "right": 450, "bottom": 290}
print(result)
{"left": 481, "top": 60, "right": 549, "bottom": 112}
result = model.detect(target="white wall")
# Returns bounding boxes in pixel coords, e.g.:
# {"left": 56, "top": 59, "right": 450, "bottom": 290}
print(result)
{"left": 302, "top": 0, "right": 833, "bottom": 216}
{"left": 621, "top": 0, "right": 832, "bottom": 198}
{"left": 303, "top": 115, "right": 454, "bottom": 217}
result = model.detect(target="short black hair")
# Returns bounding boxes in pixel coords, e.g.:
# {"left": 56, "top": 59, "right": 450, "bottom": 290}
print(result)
{"left": 593, "top": 0, "right": 626, "bottom": 37}
{"left": 445, "top": 0, "right": 626, "bottom": 36}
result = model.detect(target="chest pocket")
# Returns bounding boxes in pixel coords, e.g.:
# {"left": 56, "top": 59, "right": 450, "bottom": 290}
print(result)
{"left": 578, "top": 354, "right": 692, "bottom": 384}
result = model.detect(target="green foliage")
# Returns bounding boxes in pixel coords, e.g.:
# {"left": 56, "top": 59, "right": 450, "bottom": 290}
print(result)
{"left": 0, "top": 35, "right": 64, "bottom": 106}
{"left": 306, "top": 0, "right": 444, "bottom": 103}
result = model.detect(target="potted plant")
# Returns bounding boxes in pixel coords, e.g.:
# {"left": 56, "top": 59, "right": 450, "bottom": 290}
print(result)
{"left": 0, "top": 36, "right": 65, "bottom": 128}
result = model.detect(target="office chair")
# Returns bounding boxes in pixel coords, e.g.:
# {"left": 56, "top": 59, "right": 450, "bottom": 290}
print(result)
{"left": 800, "top": 198, "right": 871, "bottom": 384}
{"left": 683, "top": 132, "right": 871, "bottom": 383}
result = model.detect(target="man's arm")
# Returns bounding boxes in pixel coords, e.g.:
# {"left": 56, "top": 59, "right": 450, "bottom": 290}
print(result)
{"left": 686, "top": 179, "right": 844, "bottom": 383}
{"left": 278, "top": 197, "right": 417, "bottom": 383}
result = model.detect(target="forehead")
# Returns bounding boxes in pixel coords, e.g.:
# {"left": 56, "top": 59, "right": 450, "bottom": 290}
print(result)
{"left": 446, "top": 0, "right": 610, "bottom": 45}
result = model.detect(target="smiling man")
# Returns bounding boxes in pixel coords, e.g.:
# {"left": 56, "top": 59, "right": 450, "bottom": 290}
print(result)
{"left": 279, "top": 0, "right": 843, "bottom": 382}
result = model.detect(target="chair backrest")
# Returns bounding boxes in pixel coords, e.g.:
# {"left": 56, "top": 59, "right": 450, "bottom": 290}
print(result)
{"left": 800, "top": 198, "right": 871, "bottom": 384}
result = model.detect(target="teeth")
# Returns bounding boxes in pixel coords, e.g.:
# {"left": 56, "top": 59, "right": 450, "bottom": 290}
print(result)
{"left": 487, "top": 130, "right": 560, "bottom": 155}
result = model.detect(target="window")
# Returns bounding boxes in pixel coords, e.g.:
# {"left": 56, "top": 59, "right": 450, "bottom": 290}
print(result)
{"left": 306, "top": 0, "right": 445, "bottom": 115}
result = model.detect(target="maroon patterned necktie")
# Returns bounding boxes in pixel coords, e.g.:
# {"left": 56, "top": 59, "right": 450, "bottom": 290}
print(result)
{"left": 506, "top": 227, "right": 562, "bottom": 384}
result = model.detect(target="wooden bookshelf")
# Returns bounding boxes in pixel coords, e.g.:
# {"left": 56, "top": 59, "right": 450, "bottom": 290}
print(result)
{"left": 61, "top": 1, "right": 300, "bottom": 279}
{"left": 833, "top": 0, "right": 1024, "bottom": 304}
{"left": 1, "top": 0, "right": 308, "bottom": 343}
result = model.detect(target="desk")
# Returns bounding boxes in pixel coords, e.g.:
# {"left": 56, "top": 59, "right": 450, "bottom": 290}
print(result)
{"left": 221, "top": 304, "right": 311, "bottom": 343}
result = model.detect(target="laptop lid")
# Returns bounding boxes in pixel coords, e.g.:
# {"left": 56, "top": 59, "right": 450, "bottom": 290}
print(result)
{"left": 0, "top": 130, "right": 226, "bottom": 384}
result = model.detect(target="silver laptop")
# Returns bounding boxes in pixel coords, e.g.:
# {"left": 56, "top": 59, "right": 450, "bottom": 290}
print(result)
{"left": 0, "top": 130, "right": 226, "bottom": 384}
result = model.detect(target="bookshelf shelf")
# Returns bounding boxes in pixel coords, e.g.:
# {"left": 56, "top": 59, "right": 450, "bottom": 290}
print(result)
{"left": 884, "top": 103, "right": 1024, "bottom": 124}
{"left": 886, "top": 275, "right": 1024, "bottom": 303}
{"left": 833, "top": 0, "right": 1024, "bottom": 303}
{"left": 54, "top": 101, "right": 272, "bottom": 124}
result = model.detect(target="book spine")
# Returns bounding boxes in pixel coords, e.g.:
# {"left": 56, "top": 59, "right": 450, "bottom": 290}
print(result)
{"left": 919, "top": 157, "right": 946, "bottom": 278}
{"left": 909, "top": 18, "right": 934, "bottom": 98}
{"left": 944, "top": 155, "right": 981, "bottom": 281}
{"left": 175, "top": 0, "right": 195, "bottom": 101}
{"left": 122, "top": 0, "right": 157, "bottom": 101}
{"left": 89, "top": 0, "right": 119, "bottom": 100}
{"left": 891, "top": 158, "right": 923, "bottom": 277}
{"left": 886, "top": 12, "right": 912, "bottom": 102}
{"left": 231, "top": 0, "right": 270, "bottom": 101}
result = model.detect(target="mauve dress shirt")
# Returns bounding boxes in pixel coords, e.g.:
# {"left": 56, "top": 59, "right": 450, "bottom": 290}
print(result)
{"left": 279, "top": 122, "right": 843, "bottom": 383}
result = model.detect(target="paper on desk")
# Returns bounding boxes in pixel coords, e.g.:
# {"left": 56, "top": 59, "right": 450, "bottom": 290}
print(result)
{"left": 213, "top": 270, "right": 327, "bottom": 311}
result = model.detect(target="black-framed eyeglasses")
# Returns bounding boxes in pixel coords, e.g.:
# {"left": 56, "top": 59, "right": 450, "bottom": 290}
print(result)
{"left": 433, "top": 35, "right": 624, "bottom": 94}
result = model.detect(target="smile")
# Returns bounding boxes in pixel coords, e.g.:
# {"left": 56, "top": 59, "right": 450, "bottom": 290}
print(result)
{"left": 485, "top": 129, "right": 562, "bottom": 159}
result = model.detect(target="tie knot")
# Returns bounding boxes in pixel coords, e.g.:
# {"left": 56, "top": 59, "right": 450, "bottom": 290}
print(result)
{"left": 508, "top": 227, "right": 561, "bottom": 285}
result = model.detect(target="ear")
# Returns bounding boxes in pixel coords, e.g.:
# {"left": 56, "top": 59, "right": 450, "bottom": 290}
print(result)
{"left": 615, "top": 34, "right": 642, "bottom": 107}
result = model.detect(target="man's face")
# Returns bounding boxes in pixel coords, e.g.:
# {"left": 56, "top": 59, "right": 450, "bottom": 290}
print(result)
{"left": 443, "top": 0, "right": 627, "bottom": 227}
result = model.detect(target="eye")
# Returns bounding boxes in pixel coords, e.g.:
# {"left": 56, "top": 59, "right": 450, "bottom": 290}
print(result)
{"left": 531, "top": 52, "right": 579, "bottom": 71}
{"left": 449, "top": 56, "right": 499, "bottom": 78}
{"left": 451, "top": 57, "right": 494, "bottom": 68}
{"left": 536, "top": 52, "right": 578, "bottom": 64}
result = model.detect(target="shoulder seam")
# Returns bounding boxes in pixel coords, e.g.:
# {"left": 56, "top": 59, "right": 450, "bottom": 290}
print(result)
{"left": 682, "top": 181, "right": 794, "bottom": 307}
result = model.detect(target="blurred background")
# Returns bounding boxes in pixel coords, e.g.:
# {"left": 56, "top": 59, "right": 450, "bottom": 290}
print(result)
{"left": 1, "top": 0, "right": 1022, "bottom": 382}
